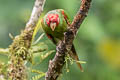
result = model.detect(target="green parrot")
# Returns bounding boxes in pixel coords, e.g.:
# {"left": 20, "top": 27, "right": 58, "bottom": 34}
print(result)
{"left": 41, "top": 9, "right": 83, "bottom": 72}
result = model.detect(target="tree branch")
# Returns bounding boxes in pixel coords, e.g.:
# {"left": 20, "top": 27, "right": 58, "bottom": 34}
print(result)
{"left": 26, "top": 0, "right": 46, "bottom": 28}
{"left": 8, "top": 0, "right": 46, "bottom": 80}
{"left": 45, "top": 0, "right": 92, "bottom": 80}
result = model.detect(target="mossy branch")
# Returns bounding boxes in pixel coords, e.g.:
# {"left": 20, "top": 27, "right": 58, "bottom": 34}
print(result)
{"left": 45, "top": 0, "right": 92, "bottom": 80}
{"left": 7, "top": 0, "right": 46, "bottom": 80}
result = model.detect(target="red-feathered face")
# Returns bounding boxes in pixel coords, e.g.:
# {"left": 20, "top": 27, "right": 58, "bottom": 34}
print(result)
{"left": 46, "top": 14, "right": 60, "bottom": 31}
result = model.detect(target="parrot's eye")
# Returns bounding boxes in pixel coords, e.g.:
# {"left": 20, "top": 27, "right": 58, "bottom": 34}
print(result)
{"left": 46, "top": 18, "right": 50, "bottom": 26}
{"left": 46, "top": 18, "right": 49, "bottom": 23}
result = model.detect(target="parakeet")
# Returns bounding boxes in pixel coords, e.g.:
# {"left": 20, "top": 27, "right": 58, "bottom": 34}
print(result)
{"left": 41, "top": 9, "right": 83, "bottom": 72}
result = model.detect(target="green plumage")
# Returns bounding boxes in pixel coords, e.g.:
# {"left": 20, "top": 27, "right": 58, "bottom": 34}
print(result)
{"left": 41, "top": 9, "right": 83, "bottom": 72}
{"left": 41, "top": 9, "right": 68, "bottom": 43}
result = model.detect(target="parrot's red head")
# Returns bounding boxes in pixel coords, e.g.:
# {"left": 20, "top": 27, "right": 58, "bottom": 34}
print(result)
{"left": 46, "top": 14, "right": 60, "bottom": 31}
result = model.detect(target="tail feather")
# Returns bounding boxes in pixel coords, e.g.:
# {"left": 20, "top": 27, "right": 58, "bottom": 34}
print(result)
{"left": 70, "top": 44, "right": 83, "bottom": 72}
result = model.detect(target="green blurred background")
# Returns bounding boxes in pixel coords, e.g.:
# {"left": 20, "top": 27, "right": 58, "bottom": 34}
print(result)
{"left": 0, "top": 0, "right": 120, "bottom": 80}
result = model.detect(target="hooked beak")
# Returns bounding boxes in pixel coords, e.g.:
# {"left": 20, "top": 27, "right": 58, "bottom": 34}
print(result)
{"left": 50, "top": 23, "right": 56, "bottom": 31}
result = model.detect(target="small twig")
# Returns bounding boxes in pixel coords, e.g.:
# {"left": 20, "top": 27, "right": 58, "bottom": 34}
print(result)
{"left": 45, "top": 0, "right": 92, "bottom": 80}
{"left": 32, "top": 69, "right": 45, "bottom": 74}
{"left": 0, "top": 48, "right": 9, "bottom": 56}
{"left": 9, "top": 33, "right": 14, "bottom": 40}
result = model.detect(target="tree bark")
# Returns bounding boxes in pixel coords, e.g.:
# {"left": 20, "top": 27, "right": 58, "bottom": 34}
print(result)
{"left": 8, "top": 0, "right": 46, "bottom": 80}
{"left": 45, "top": 0, "right": 92, "bottom": 80}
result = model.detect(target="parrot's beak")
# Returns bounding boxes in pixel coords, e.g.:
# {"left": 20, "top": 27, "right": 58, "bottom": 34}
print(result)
{"left": 50, "top": 23, "right": 56, "bottom": 31}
